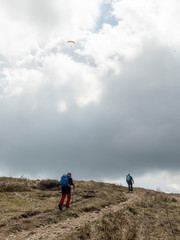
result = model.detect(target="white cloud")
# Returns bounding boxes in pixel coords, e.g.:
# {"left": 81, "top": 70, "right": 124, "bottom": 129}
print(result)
{"left": 42, "top": 53, "right": 103, "bottom": 108}
{"left": 0, "top": 8, "right": 36, "bottom": 62}
{"left": 1, "top": 0, "right": 179, "bottom": 100}
{"left": 113, "top": 0, "right": 180, "bottom": 46}
{"left": 0, "top": 0, "right": 104, "bottom": 105}
{"left": 57, "top": 100, "right": 67, "bottom": 113}
{"left": 0, "top": 0, "right": 103, "bottom": 60}
{"left": 1, "top": 67, "right": 43, "bottom": 97}
{"left": 79, "top": 0, "right": 180, "bottom": 74}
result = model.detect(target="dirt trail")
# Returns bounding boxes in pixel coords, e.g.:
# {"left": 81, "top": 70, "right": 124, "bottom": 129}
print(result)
{"left": 4, "top": 192, "right": 143, "bottom": 240}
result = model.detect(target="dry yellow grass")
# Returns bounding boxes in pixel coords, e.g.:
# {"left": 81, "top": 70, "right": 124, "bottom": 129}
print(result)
{"left": 66, "top": 190, "right": 180, "bottom": 240}
{"left": 0, "top": 177, "right": 126, "bottom": 238}
{"left": 1, "top": 177, "right": 180, "bottom": 240}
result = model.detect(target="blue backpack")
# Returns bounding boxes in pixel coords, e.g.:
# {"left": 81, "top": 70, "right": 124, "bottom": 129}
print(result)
{"left": 60, "top": 174, "right": 69, "bottom": 187}
{"left": 126, "top": 175, "right": 131, "bottom": 182}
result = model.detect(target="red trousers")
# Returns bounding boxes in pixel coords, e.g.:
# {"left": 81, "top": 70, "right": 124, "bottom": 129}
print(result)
{"left": 60, "top": 193, "right": 71, "bottom": 207}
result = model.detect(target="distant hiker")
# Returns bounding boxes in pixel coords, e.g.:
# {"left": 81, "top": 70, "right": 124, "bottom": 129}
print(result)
{"left": 126, "top": 174, "right": 134, "bottom": 192}
{"left": 58, "top": 173, "right": 75, "bottom": 211}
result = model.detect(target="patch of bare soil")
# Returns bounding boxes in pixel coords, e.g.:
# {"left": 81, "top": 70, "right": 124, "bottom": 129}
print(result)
{"left": 1, "top": 192, "right": 142, "bottom": 240}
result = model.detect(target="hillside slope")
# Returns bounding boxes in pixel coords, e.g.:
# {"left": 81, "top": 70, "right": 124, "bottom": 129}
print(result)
{"left": 0, "top": 177, "right": 180, "bottom": 240}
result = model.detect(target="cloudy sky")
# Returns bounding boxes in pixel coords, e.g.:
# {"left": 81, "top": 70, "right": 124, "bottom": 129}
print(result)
{"left": 0, "top": 0, "right": 180, "bottom": 192}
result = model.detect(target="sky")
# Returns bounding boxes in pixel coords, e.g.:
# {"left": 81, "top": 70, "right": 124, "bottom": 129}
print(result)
{"left": 0, "top": 0, "right": 180, "bottom": 193}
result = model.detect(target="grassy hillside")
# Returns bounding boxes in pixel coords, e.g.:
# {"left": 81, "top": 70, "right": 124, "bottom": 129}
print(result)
{"left": 0, "top": 177, "right": 126, "bottom": 239}
{"left": 66, "top": 190, "right": 180, "bottom": 240}
{"left": 0, "top": 177, "right": 180, "bottom": 240}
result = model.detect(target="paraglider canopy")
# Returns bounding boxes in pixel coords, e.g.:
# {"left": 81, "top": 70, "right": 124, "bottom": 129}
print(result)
{"left": 64, "top": 40, "right": 76, "bottom": 53}
{"left": 67, "top": 40, "right": 75, "bottom": 44}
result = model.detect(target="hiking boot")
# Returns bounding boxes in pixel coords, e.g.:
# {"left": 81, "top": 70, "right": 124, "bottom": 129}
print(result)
{"left": 66, "top": 206, "right": 70, "bottom": 209}
{"left": 58, "top": 204, "right": 62, "bottom": 211}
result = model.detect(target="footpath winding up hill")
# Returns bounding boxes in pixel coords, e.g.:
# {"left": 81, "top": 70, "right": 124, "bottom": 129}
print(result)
{"left": 0, "top": 177, "right": 180, "bottom": 240}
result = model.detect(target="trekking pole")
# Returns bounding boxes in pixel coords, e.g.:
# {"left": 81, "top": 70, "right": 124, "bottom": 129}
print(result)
{"left": 71, "top": 189, "right": 74, "bottom": 206}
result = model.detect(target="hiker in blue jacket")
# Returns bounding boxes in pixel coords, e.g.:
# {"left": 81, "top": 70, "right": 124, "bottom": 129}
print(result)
{"left": 58, "top": 173, "right": 75, "bottom": 211}
{"left": 126, "top": 174, "right": 134, "bottom": 192}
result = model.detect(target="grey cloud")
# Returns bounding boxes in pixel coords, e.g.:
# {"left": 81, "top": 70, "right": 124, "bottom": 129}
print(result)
{"left": 0, "top": 44, "right": 180, "bottom": 181}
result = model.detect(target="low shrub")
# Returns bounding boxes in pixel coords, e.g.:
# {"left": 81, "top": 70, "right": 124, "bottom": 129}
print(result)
{"left": 37, "top": 179, "right": 60, "bottom": 190}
